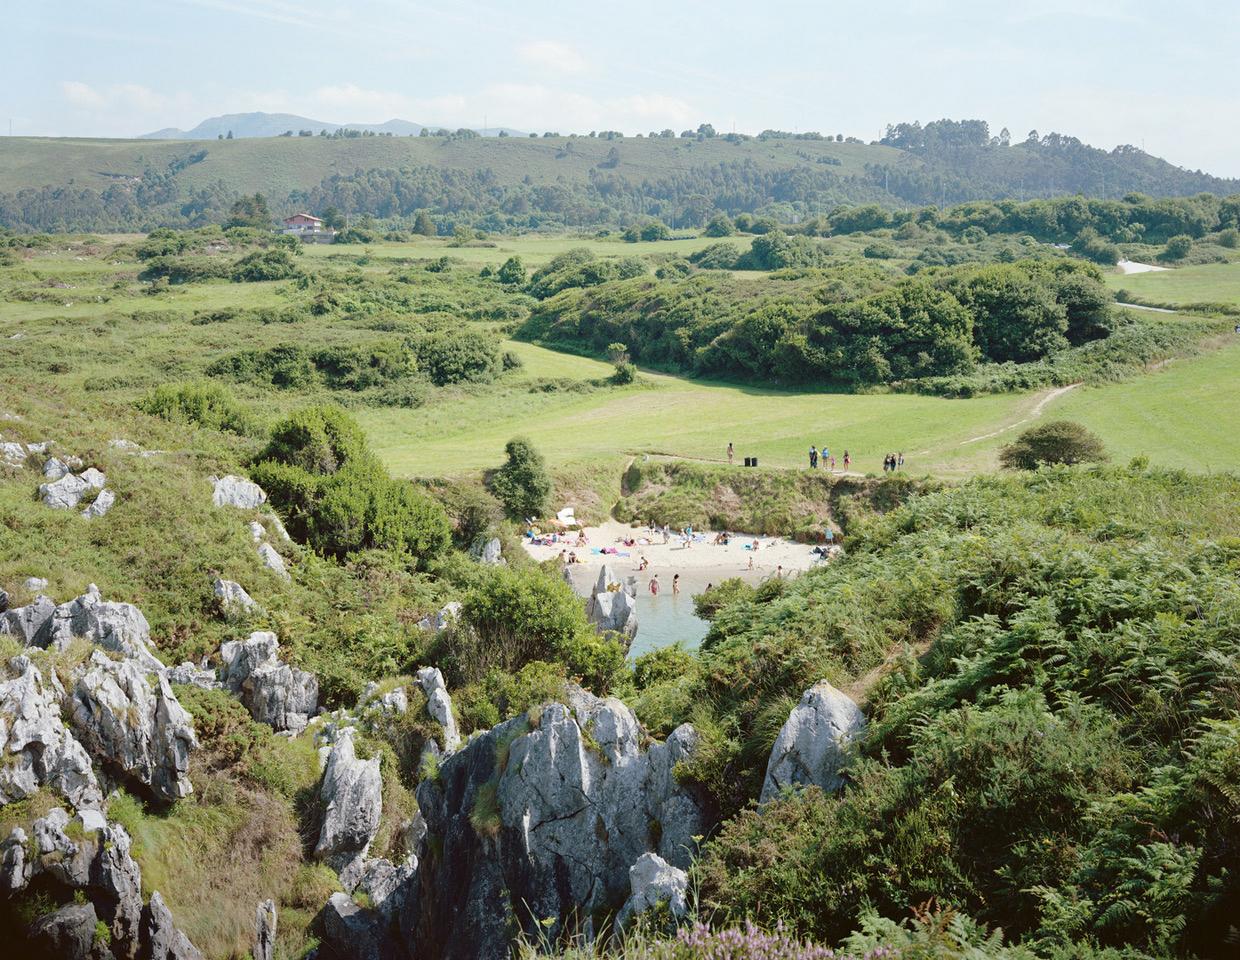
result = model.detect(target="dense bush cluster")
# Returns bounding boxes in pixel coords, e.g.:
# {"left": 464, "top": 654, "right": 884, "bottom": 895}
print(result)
{"left": 251, "top": 405, "right": 450, "bottom": 565}
{"left": 521, "top": 258, "right": 1114, "bottom": 388}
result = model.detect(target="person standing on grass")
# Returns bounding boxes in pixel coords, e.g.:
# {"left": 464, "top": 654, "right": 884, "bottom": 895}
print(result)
{"left": 843, "top": 450, "right": 851, "bottom": 471}
{"left": 898, "top": 452, "right": 904, "bottom": 470}
{"left": 829, "top": 454, "right": 836, "bottom": 471}
{"left": 727, "top": 442, "right": 734, "bottom": 464}
{"left": 809, "top": 445, "right": 817, "bottom": 469}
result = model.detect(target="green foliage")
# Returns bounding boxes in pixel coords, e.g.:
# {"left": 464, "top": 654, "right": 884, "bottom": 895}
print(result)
{"left": 999, "top": 420, "right": 1108, "bottom": 469}
{"left": 137, "top": 381, "right": 256, "bottom": 435}
{"left": 498, "top": 255, "right": 526, "bottom": 285}
{"left": 415, "top": 329, "right": 500, "bottom": 385}
{"left": 253, "top": 406, "right": 450, "bottom": 564}
{"left": 225, "top": 193, "right": 272, "bottom": 229}
{"left": 449, "top": 564, "right": 623, "bottom": 690}
{"left": 1160, "top": 234, "right": 1194, "bottom": 261}
{"left": 527, "top": 248, "right": 647, "bottom": 299}
{"left": 231, "top": 247, "right": 300, "bottom": 282}
{"left": 488, "top": 436, "right": 552, "bottom": 520}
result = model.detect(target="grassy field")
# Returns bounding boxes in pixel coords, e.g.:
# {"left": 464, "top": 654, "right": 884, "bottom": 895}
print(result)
{"left": 1107, "top": 259, "right": 1240, "bottom": 304}
{"left": 358, "top": 332, "right": 1240, "bottom": 479}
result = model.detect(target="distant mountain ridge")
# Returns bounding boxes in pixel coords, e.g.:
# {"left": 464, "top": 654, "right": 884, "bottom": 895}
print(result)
{"left": 141, "top": 111, "right": 523, "bottom": 140}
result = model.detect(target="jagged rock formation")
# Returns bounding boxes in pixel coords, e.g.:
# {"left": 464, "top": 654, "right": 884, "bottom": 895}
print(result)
{"left": 167, "top": 660, "right": 219, "bottom": 690}
{"left": 26, "top": 901, "right": 106, "bottom": 960}
{"left": 257, "top": 542, "right": 289, "bottom": 579}
{"left": 587, "top": 565, "right": 638, "bottom": 642}
{"left": 322, "top": 892, "right": 395, "bottom": 960}
{"left": 314, "top": 728, "right": 383, "bottom": 884}
{"left": 254, "top": 899, "right": 277, "bottom": 960}
{"left": 760, "top": 679, "right": 866, "bottom": 803}
{"left": 403, "top": 686, "right": 704, "bottom": 960}
{"left": 415, "top": 667, "right": 460, "bottom": 752}
{"left": 615, "top": 852, "right": 689, "bottom": 929}
{"left": 41, "top": 585, "right": 167, "bottom": 671}
{"left": 0, "top": 656, "right": 102, "bottom": 808}
{"left": 471, "top": 536, "right": 503, "bottom": 565}
{"left": 1, "top": 807, "right": 203, "bottom": 960}
{"left": 211, "top": 474, "right": 267, "bottom": 509}
{"left": 220, "top": 631, "right": 318, "bottom": 733}
{"left": 82, "top": 487, "right": 116, "bottom": 519}
{"left": 213, "top": 577, "right": 257, "bottom": 615}
{"left": 70, "top": 651, "right": 197, "bottom": 802}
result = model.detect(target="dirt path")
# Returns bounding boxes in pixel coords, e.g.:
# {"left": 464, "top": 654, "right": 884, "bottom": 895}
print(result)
{"left": 911, "top": 382, "right": 1080, "bottom": 457}
{"left": 1116, "top": 301, "right": 1176, "bottom": 314}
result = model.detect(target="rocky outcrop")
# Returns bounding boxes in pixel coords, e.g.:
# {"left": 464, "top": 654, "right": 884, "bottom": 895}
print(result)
{"left": 0, "top": 593, "right": 55, "bottom": 644}
{"left": 615, "top": 853, "right": 689, "bottom": 930}
{"left": 314, "top": 728, "right": 383, "bottom": 883}
{"left": 1, "top": 440, "right": 28, "bottom": 468}
{"left": 404, "top": 686, "right": 704, "bottom": 959}
{"left": 42, "top": 585, "right": 167, "bottom": 672}
{"left": 587, "top": 565, "right": 638, "bottom": 642}
{"left": 220, "top": 631, "right": 318, "bottom": 734}
{"left": 416, "top": 601, "right": 461, "bottom": 633}
{"left": 759, "top": 680, "right": 865, "bottom": 803}
{"left": 141, "top": 890, "right": 205, "bottom": 960}
{"left": 257, "top": 542, "right": 289, "bottom": 580}
{"left": 70, "top": 651, "right": 197, "bottom": 802}
{"left": 0, "top": 656, "right": 102, "bottom": 808}
{"left": 415, "top": 667, "right": 460, "bottom": 753}
{"left": 2, "top": 807, "right": 202, "bottom": 960}
{"left": 82, "top": 488, "right": 116, "bottom": 519}
{"left": 254, "top": 899, "right": 277, "bottom": 960}
{"left": 39, "top": 467, "right": 106, "bottom": 510}
{"left": 471, "top": 537, "right": 503, "bottom": 565}
{"left": 26, "top": 902, "right": 106, "bottom": 960}
{"left": 322, "top": 892, "right": 394, "bottom": 960}
{"left": 211, "top": 475, "right": 267, "bottom": 509}
{"left": 167, "top": 661, "right": 219, "bottom": 690}
{"left": 213, "top": 578, "right": 257, "bottom": 615}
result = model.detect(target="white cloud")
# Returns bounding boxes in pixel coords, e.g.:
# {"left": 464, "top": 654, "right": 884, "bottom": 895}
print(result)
{"left": 518, "top": 40, "right": 587, "bottom": 74}
{"left": 60, "top": 81, "right": 105, "bottom": 108}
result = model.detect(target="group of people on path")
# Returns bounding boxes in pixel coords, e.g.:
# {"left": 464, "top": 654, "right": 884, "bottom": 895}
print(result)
{"left": 882, "top": 452, "right": 905, "bottom": 473}
{"left": 807, "top": 445, "right": 848, "bottom": 472}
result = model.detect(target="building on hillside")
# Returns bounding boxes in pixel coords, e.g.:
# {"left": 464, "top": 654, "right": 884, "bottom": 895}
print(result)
{"left": 280, "top": 213, "right": 335, "bottom": 242}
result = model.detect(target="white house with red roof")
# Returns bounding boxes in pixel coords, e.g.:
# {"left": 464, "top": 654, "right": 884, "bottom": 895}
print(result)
{"left": 281, "top": 213, "right": 335, "bottom": 242}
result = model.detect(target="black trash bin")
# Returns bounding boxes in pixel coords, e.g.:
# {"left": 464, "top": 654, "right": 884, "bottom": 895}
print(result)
{"left": 751, "top": 457, "right": 759, "bottom": 467}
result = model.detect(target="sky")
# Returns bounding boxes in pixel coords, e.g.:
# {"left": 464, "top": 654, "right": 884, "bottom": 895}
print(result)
{"left": 5, "top": 0, "right": 1240, "bottom": 176}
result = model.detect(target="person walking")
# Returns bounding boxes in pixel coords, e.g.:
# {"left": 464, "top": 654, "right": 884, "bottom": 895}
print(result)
{"left": 828, "top": 454, "right": 836, "bottom": 471}
{"left": 897, "top": 452, "right": 904, "bottom": 470}
{"left": 843, "top": 450, "right": 851, "bottom": 471}
{"left": 808, "top": 445, "right": 817, "bottom": 469}
{"left": 727, "top": 442, "right": 734, "bottom": 464}
{"left": 649, "top": 575, "right": 660, "bottom": 596}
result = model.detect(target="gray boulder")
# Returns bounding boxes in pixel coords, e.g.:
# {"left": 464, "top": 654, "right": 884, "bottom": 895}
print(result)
{"left": 0, "top": 657, "right": 102, "bottom": 808}
{"left": 254, "top": 899, "right": 277, "bottom": 960}
{"left": 39, "top": 469, "right": 104, "bottom": 510}
{"left": 213, "top": 578, "right": 257, "bottom": 615}
{"left": 416, "top": 601, "right": 461, "bottom": 633}
{"left": 615, "top": 852, "right": 689, "bottom": 929}
{"left": 81, "top": 487, "right": 116, "bottom": 519}
{"left": 27, "top": 902, "right": 106, "bottom": 960}
{"left": 587, "top": 565, "right": 638, "bottom": 641}
{"left": 404, "top": 686, "right": 704, "bottom": 959}
{"left": 322, "top": 892, "right": 393, "bottom": 960}
{"left": 43, "top": 456, "right": 70, "bottom": 480}
{"left": 257, "top": 542, "right": 289, "bottom": 580}
{"left": 0, "top": 594, "right": 55, "bottom": 645}
{"left": 1, "top": 441, "right": 26, "bottom": 468}
{"left": 140, "top": 890, "right": 205, "bottom": 960}
{"left": 167, "top": 661, "right": 219, "bottom": 690}
{"left": 0, "top": 827, "right": 27, "bottom": 892}
{"left": 211, "top": 474, "right": 267, "bottom": 509}
{"left": 315, "top": 728, "right": 382, "bottom": 882}
{"left": 415, "top": 667, "right": 460, "bottom": 752}
{"left": 220, "top": 632, "right": 318, "bottom": 733}
{"left": 472, "top": 536, "right": 503, "bottom": 565}
{"left": 23, "top": 576, "right": 49, "bottom": 592}
{"left": 42, "top": 585, "right": 167, "bottom": 671}
{"left": 760, "top": 680, "right": 865, "bottom": 803}
{"left": 70, "top": 651, "right": 197, "bottom": 803}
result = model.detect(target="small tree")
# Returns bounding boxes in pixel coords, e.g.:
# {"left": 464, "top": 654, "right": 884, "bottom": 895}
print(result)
{"left": 413, "top": 211, "right": 436, "bottom": 236}
{"left": 999, "top": 421, "right": 1108, "bottom": 470}
{"left": 497, "top": 256, "right": 525, "bottom": 285}
{"left": 489, "top": 437, "right": 552, "bottom": 520}
{"left": 605, "top": 342, "right": 629, "bottom": 363}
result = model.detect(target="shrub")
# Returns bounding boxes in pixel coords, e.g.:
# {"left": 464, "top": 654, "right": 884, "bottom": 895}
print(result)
{"left": 999, "top": 421, "right": 1108, "bottom": 470}
{"left": 231, "top": 247, "right": 299, "bottom": 282}
{"left": 497, "top": 256, "right": 526, "bottom": 285}
{"left": 416, "top": 329, "right": 500, "bottom": 385}
{"left": 488, "top": 437, "right": 552, "bottom": 520}
{"left": 1160, "top": 234, "right": 1194, "bottom": 261}
{"left": 137, "top": 381, "right": 255, "bottom": 435}
{"left": 703, "top": 213, "right": 738, "bottom": 237}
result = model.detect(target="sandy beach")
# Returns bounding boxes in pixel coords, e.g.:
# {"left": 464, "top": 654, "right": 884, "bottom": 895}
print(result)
{"left": 522, "top": 519, "right": 823, "bottom": 594}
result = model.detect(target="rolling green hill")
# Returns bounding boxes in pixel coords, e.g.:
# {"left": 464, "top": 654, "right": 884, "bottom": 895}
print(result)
{"left": 2, "top": 119, "right": 1237, "bottom": 234}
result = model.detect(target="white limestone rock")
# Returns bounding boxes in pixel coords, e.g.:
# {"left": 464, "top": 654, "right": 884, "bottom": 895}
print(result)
{"left": 759, "top": 679, "right": 865, "bottom": 803}
{"left": 315, "top": 728, "right": 383, "bottom": 881}
{"left": 258, "top": 542, "right": 289, "bottom": 580}
{"left": 0, "top": 657, "right": 102, "bottom": 808}
{"left": 211, "top": 474, "right": 267, "bottom": 509}
{"left": 213, "top": 578, "right": 257, "bottom": 615}
{"left": 81, "top": 487, "right": 116, "bottom": 519}
{"left": 43, "top": 585, "right": 166, "bottom": 671}
{"left": 415, "top": 666, "right": 460, "bottom": 752}
{"left": 220, "top": 631, "right": 318, "bottom": 733}
{"left": 616, "top": 852, "right": 689, "bottom": 929}
{"left": 69, "top": 650, "right": 197, "bottom": 802}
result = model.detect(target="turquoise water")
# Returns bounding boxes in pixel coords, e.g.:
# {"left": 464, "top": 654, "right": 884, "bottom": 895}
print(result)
{"left": 565, "top": 566, "right": 713, "bottom": 659}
